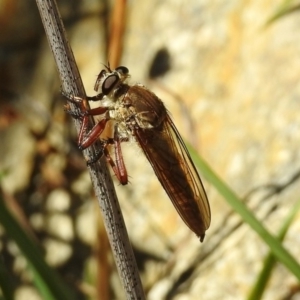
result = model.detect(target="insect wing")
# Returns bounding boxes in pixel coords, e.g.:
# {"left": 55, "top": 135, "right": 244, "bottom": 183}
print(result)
{"left": 134, "top": 114, "right": 211, "bottom": 240}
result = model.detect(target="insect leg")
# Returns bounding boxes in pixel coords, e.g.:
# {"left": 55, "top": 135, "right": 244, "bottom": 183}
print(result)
{"left": 79, "top": 117, "right": 109, "bottom": 150}
{"left": 87, "top": 125, "right": 128, "bottom": 184}
{"left": 64, "top": 92, "right": 128, "bottom": 185}
{"left": 111, "top": 124, "right": 128, "bottom": 185}
{"left": 101, "top": 143, "right": 128, "bottom": 185}
{"left": 63, "top": 93, "right": 111, "bottom": 150}
{"left": 87, "top": 94, "right": 105, "bottom": 101}
{"left": 63, "top": 94, "right": 93, "bottom": 148}
{"left": 63, "top": 93, "right": 86, "bottom": 119}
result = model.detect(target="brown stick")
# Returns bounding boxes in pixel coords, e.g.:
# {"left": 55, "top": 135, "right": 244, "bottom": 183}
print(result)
{"left": 108, "top": 0, "right": 127, "bottom": 68}
{"left": 35, "top": 1, "right": 145, "bottom": 299}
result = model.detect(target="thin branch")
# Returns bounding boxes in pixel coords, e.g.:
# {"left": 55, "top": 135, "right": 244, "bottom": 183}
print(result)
{"left": 35, "top": 1, "right": 145, "bottom": 299}
{"left": 108, "top": 0, "right": 127, "bottom": 68}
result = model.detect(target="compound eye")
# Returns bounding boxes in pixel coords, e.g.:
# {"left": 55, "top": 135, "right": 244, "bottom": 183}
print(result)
{"left": 115, "top": 66, "right": 129, "bottom": 75}
{"left": 102, "top": 74, "right": 119, "bottom": 95}
{"left": 94, "top": 69, "right": 107, "bottom": 91}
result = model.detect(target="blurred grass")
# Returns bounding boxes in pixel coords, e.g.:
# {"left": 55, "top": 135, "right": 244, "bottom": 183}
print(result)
{"left": 0, "top": 255, "right": 14, "bottom": 300}
{"left": 0, "top": 187, "right": 75, "bottom": 300}
{"left": 265, "top": 0, "right": 300, "bottom": 26}
{"left": 188, "top": 144, "right": 300, "bottom": 282}
{"left": 247, "top": 198, "right": 300, "bottom": 300}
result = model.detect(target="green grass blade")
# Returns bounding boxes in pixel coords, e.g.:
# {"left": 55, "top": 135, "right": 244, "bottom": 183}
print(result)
{"left": 247, "top": 198, "right": 300, "bottom": 300}
{"left": 0, "top": 189, "right": 75, "bottom": 300}
{"left": 0, "top": 255, "right": 14, "bottom": 300}
{"left": 265, "top": 0, "right": 299, "bottom": 26}
{"left": 187, "top": 144, "right": 300, "bottom": 281}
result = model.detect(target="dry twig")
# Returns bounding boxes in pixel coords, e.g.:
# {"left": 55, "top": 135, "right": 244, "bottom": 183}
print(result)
{"left": 35, "top": 1, "right": 145, "bottom": 299}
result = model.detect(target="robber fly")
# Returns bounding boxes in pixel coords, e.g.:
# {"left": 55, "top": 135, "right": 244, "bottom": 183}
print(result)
{"left": 65, "top": 65, "right": 211, "bottom": 241}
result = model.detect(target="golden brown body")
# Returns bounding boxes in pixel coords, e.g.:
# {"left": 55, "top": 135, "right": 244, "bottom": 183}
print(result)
{"left": 120, "top": 85, "right": 211, "bottom": 240}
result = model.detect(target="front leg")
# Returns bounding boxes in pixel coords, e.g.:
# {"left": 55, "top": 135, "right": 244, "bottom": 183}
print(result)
{"left": 87, "top": 93, "right": 104, "bottom": 101}
{"left": 63, "top": 93, "right": 111, "bottom": 150}
{"left": 64, "top": 93, "right": 108, "bottom": 117}
{"left": 62, "top": 91, "right": 86, "bottom": 119}
{"left": 79, "top": 117, "right": 109, "bottom": 150}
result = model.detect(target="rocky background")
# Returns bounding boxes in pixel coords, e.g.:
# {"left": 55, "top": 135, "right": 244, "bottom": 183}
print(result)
{"left": 1, "top": 0, "right": 300, "bottom": 299}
